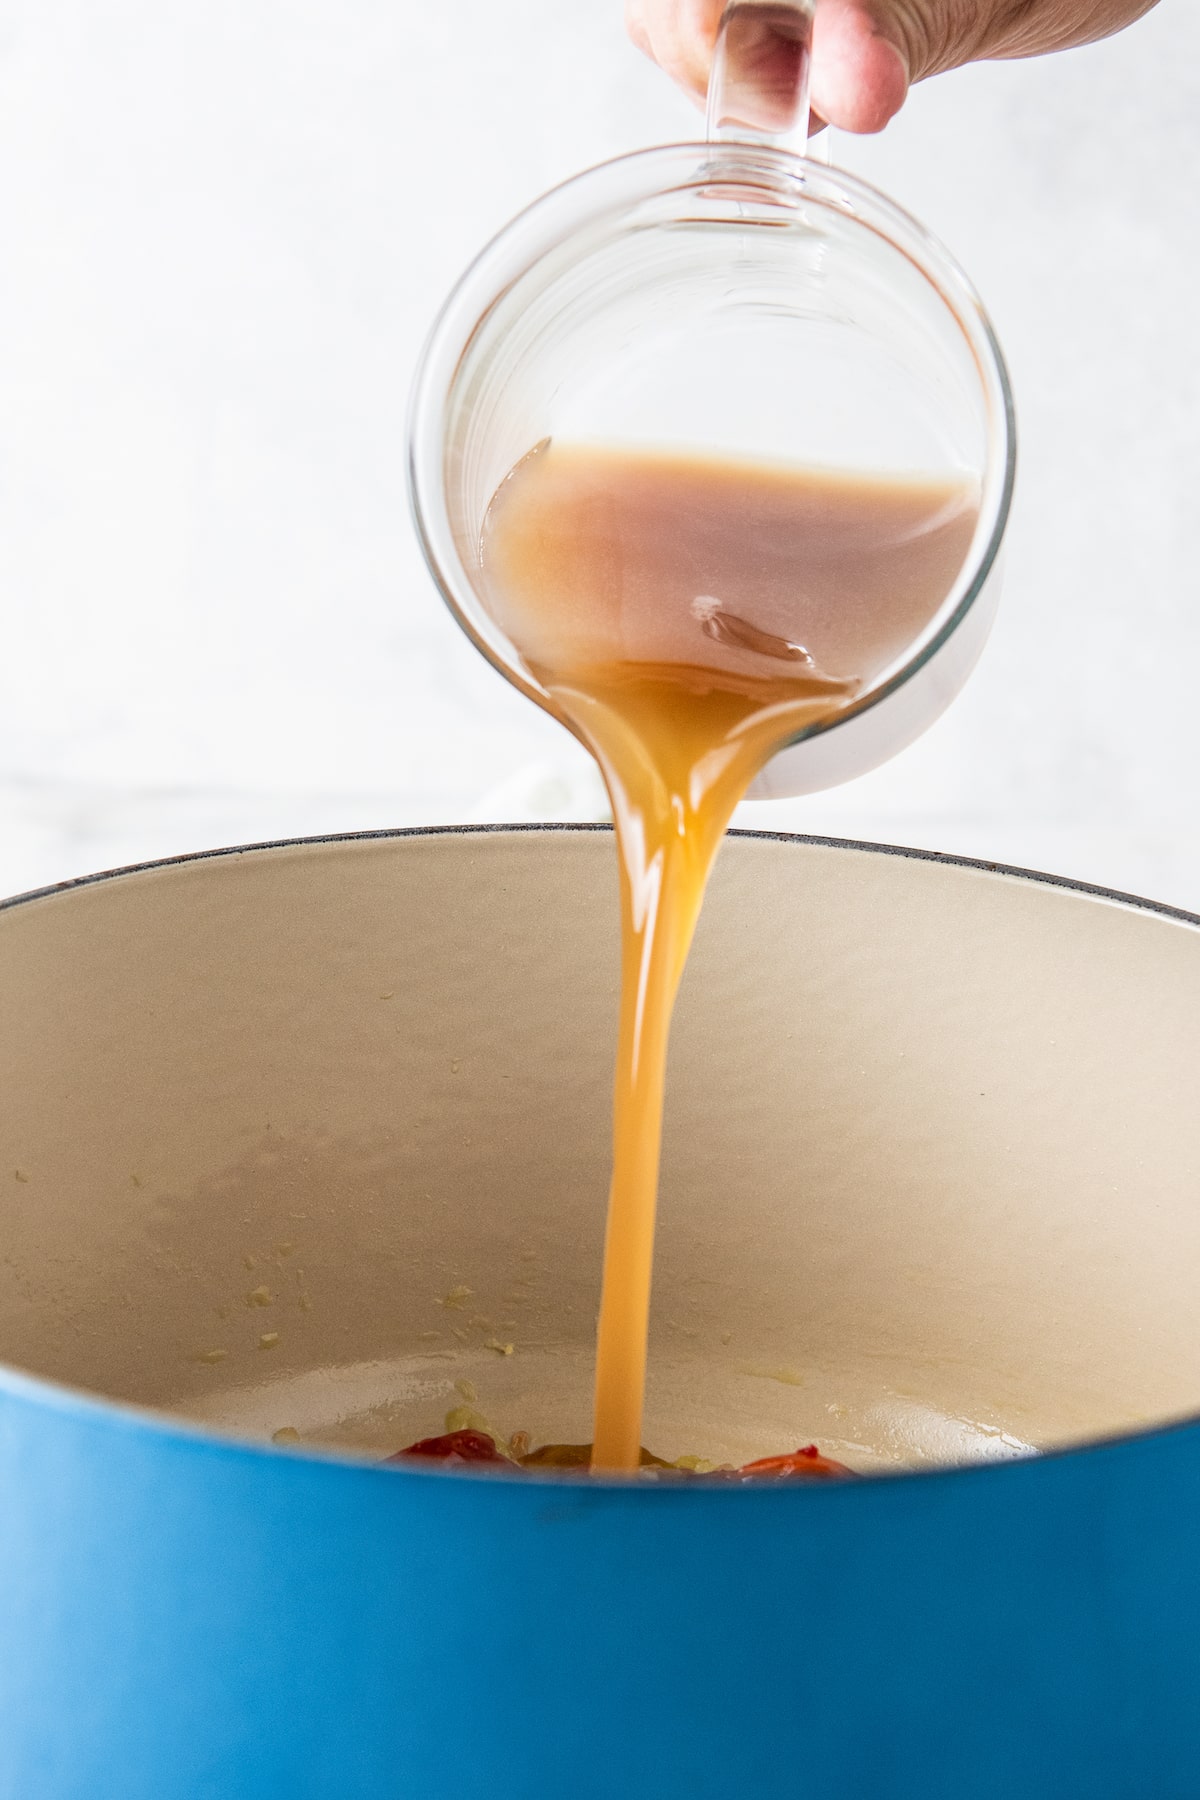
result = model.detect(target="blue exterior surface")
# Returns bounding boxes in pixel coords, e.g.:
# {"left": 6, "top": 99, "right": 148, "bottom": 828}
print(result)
{"left": 3, "top": 1370, "right": 1199, "bottom": 1799}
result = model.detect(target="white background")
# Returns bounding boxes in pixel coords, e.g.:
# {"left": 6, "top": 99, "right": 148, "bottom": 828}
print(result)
{"left": 0, "top": 1, "right": 1196, "bottom": 904}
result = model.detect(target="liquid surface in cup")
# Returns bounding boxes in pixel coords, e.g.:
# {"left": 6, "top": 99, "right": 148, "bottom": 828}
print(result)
{"left": 480, "top": 441, "right": 978, "bottom": 1472}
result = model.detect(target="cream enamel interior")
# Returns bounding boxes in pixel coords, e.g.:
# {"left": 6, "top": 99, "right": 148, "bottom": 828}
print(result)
{"left": 0, "top": 829, "right": 1198, "bottom": 1473}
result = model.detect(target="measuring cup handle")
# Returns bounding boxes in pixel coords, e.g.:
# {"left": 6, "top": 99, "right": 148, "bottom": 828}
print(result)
{"left": 705, "top": 1, "right": 817, "bottom": 154}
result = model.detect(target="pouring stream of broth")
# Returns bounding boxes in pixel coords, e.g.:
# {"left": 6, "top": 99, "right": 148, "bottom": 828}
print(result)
{"left": 480, "top": 441, "right": 977, "bottom": 1472}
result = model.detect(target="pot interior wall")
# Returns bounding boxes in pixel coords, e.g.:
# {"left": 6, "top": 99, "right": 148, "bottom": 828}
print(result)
{"left": 0, "top": 829, "right": 1197, "bottom": 1470}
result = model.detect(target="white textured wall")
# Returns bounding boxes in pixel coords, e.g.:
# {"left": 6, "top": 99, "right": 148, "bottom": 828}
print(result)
{"left": 0, "top": 1, "right": 1196, "bottom": 904}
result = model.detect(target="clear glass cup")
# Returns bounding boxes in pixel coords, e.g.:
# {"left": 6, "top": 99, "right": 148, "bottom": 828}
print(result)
{"left": 408, "top": 3, "right": 1015, "bottom": 798}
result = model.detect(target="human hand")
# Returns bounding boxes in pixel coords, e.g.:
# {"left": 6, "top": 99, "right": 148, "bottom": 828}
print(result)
{"left": 626, "top": 0, "right": 1161, "bottom": 134}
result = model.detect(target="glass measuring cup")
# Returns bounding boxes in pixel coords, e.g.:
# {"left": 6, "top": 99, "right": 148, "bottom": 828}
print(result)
{"left": 408, "top": 0, "right": 1015, "bottom": 798}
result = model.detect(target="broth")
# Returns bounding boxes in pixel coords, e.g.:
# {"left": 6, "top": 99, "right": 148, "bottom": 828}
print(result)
{"left": 479, "top": 441, "right": 977, "bottom": 1472}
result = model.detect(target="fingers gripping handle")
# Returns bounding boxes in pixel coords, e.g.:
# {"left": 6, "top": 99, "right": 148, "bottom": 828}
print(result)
{"left": 705, "top": 1, "right": 817, "bottom": 152}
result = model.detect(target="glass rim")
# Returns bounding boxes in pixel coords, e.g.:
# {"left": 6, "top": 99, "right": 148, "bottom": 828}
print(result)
{"left": 407, "top": 140, "right": 1017, "bottom": 745}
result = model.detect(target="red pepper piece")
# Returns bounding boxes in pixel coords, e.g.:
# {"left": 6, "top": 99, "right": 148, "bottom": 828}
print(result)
{"left": 386, "top": 1428, "right": 507, "bottom": 1465}
{"left": 738, "top": 1444, "right": 852, "bottom": 1481}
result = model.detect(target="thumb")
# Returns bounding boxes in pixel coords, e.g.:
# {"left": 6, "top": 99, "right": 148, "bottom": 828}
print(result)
{"left": 810, "top": 0, "right": 914, "bottom": 134}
